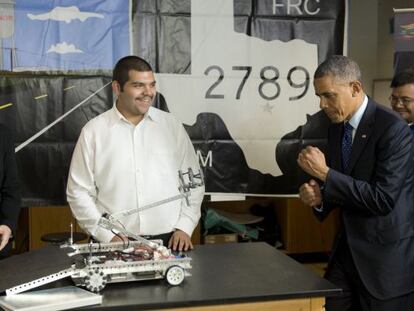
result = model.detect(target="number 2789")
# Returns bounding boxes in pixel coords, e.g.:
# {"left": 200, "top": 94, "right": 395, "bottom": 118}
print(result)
{"left": 204, "top": 65, "right": 310, "bottom": 101}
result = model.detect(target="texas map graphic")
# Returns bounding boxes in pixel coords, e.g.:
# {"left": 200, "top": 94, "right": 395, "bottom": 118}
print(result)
{"left": 157, "top": 0, "right": 319, "bottom": 176}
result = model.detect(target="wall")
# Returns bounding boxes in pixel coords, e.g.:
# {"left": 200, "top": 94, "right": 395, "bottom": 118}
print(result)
{"left": 348, "top": 0, "right": 378, "bottom": 96}
{"left": 377, "top": 0, "right": 414, "bottom": 79}
{"left": 348, "top": 0, "right": 414, "bottom": 99}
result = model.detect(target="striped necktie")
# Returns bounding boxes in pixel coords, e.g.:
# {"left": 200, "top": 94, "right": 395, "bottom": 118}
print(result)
{"left": 342, "top": 122, "right": 353, "bottom": 171}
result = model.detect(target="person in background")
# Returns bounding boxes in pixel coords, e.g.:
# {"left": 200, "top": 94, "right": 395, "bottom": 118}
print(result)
{"left": 0, "top": 125, "right": 20, "bottom": 259}
{"left": 297, "top": 55, "right": 414, "bottom": 310}
{"left": 67, "top": 56, "right": 204, "bottom": 251}
{"left": 390, "top": 68, "right": 414, "bottom": 135}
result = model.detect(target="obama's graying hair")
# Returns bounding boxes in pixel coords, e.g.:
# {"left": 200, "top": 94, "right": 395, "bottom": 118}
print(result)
{"left": 314, "top": 55, "right": 362, "bottom": 83}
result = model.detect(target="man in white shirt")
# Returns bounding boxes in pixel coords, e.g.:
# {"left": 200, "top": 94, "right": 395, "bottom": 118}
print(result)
{"left": 67, "top": 56, "right": 204, "bottom": 251}
{"left": 390, "top": 68, "right": 414, "bottom": 136}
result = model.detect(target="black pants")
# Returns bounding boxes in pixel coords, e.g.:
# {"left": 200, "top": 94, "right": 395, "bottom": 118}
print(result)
{"left": 140, "top": 232, "right": 173, "bottom": 247}
{"left": 325, "top": 236, "right": 414, "bottom": 311}
{"left": 0, "top": 243, "right": 12, "bottom": 260}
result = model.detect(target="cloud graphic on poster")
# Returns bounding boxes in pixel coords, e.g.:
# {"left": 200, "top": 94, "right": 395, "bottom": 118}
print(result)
{"left": 47, "top": 42, "right": 83, "bottom": 54}
{"left": 27, "top": 6, "right": 104, "bottom": 23}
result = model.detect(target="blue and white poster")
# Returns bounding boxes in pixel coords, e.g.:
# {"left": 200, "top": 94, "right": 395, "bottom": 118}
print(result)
{"left": 0, "top": 0, "right": 130, "bottom": 71}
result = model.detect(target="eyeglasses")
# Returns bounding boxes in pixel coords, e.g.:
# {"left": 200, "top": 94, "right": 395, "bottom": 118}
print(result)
{"left": 389, "top": 95, "right": 414, "bottom": 107}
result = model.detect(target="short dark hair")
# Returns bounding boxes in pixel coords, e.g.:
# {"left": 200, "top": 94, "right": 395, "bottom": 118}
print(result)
{"left": 113, "top": 56, "right": 153, "bottom": 90}
{"left": 314, "top": 55, "right": 362, "bottom": 83}
{"left": 390, "top": 68, "right": 414, "bottom": 88}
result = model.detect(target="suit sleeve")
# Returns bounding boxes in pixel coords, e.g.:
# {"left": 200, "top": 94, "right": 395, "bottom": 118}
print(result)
{"left": 0, "top": 127, "right": 21, "bottom": 235}
{"left": 323, "top": 121, "right": 413, "bottom": 216}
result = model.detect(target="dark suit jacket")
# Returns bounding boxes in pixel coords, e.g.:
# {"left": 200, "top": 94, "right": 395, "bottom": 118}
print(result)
{"left": 0, "top": 125, "right": 20, "bottom": 236}
{"left": 318, "top": 98, "right": 414, "bottom": 300}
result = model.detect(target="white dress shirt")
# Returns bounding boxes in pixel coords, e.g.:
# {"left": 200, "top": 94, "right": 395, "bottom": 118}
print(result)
{"left": 347, "top": 95, "right": 368, "bottom": 141}
{"left": 67, "top": 105, "right": 204, "bottom": 242}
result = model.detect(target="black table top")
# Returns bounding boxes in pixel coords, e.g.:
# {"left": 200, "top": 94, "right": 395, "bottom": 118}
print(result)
{"left": 79, "top": 242, "right": 340, "bottom": 310}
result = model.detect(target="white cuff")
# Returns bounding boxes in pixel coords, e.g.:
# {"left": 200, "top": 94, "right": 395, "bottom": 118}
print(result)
{"left": 313, "top": 204, "right": 324, "bottom": 212}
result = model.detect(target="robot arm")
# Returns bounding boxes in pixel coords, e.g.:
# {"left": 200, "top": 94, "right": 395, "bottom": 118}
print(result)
{"left": 97, "top": 168, "right": 204, "bottom": 248}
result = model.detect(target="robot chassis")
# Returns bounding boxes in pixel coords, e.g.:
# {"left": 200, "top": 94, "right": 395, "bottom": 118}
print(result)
{"left": 69, "top": 240, "right": 192, "bottom": 292}
{"left": 5, "top": 168, "right": 204, "bottom": 295}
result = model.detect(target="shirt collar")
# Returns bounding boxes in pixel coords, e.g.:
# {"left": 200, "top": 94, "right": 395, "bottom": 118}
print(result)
{"left": 146, "top": 106, "right": 160, "bottom": 122}
{"left": 108, "top": 103, "right": 159, "bottom": 127}
{"left": 348, "top": 95, "right": 368, "bottom": 130}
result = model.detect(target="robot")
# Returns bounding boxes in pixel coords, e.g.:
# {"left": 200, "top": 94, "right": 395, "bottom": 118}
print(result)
{"left": 68, "top": 240, "right": 192, "bottom": 292}
{"left": 70, "top": 168, "right": 204, "bottom": 292}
